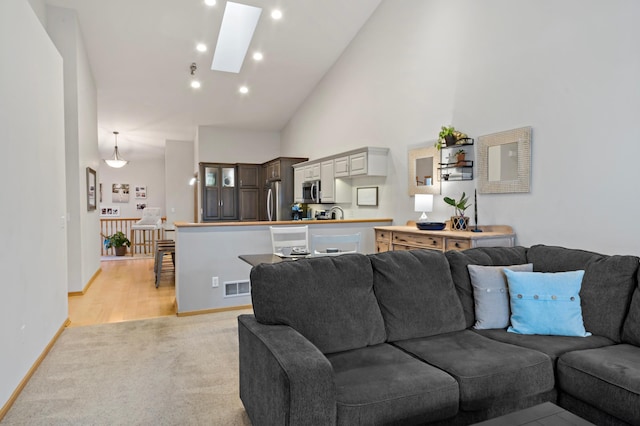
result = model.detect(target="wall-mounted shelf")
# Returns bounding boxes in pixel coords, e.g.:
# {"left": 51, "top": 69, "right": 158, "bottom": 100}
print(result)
{"left": 439, "top": 138, "right": 474, "bottom": 181}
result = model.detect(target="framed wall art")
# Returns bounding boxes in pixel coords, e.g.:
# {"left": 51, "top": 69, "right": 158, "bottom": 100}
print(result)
{"left": 356, "top": 186, "right": 378, "bottom": 206}
{"left": 135, "top": 185, "right": 147, "bottom": 199}
{"left": 86, "top": 167, "right": 97, "bottom": 211}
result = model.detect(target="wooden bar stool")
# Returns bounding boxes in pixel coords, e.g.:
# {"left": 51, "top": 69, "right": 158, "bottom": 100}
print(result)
{"left": 154, "top": 240, "right": 175, "bottom": 288}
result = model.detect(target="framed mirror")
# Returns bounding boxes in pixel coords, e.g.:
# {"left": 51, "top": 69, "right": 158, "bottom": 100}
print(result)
{"left": 408, "top": 144, "right": 440, "bottom": 195}
{"left": 477, "top": 126, "right": 531, "bottom": 194}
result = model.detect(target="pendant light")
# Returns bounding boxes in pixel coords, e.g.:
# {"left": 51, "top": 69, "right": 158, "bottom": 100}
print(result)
{"left": 104, "top": 131, "right": 128, "bottom": 168}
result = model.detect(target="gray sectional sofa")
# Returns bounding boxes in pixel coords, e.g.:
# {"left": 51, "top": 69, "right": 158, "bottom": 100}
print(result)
{"left": 238, "top": 245, "right": 640, "bottom": 425}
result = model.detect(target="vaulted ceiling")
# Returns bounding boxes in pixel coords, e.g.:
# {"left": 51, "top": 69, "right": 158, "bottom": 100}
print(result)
{"left": 45, "top": 0, "right": 382, "bottom": 160}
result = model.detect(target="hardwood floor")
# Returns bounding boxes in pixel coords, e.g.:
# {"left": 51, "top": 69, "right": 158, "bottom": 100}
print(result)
{"left": 68, "top": 257, "right": 176, "bottom": 327}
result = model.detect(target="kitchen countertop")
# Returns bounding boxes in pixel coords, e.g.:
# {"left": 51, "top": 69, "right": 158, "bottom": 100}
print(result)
{"left": 175, "top": 218, "right": 393, "bottom": 228}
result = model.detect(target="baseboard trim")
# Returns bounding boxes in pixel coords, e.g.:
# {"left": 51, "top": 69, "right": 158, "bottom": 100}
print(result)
{"left": 68, "top": 267, "right": 102, "bottom": 296}
{"left": 0, "top": 317, "right": 70, "bottom": 421}
{"left": 176, "top": 304, "right": 252, "bottom": 317}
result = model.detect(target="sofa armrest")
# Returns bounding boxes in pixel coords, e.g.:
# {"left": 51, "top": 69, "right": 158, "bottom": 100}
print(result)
{"left": 238, "top": 314, "right": 336, "bottom": 425}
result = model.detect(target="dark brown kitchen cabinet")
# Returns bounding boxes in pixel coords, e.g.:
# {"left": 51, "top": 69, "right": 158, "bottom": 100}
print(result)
{"left": 264, "top": 160, "right": 281, "bottom": 183}
{"left": 239, "top": 188, "right": 260, "bottom": 221}
{"left": 200, "top": 163, "right": 238, "bottom": 221}
{"left": 238, "top": 164, "right": 260, "bottom": 188}
{"left": 238, "top": 164, "right": 260, "bottom": 221}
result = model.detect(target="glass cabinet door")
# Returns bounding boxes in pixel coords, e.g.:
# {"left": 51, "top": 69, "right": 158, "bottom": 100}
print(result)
{"left": 222, "top": 167, "right": 235, "bottom": 187}
{"left": 205, "top": 167, "right": 218, "bottom": 187}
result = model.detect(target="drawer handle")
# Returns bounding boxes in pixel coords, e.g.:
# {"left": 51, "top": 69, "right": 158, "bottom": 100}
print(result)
{"left": 455, "top": 242, "right": 460, "bottom": 248}
{"left": 432, "top": 240, "right": 437, "bottom": 245}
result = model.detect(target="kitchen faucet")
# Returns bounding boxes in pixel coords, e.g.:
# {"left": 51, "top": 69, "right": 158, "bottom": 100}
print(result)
{"left": 329, "top": 206, "right": 344, "bottom": 220}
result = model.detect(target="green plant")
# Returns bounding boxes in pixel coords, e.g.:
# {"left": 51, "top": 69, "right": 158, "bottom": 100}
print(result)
{"left": 104, "top": 231, "right": 131, "bottom": 249}
{"left": 455, "top": 148, "right": 466, "bottom": 155}
{"left": 435, "top": 125, "right": 471, "bottom": 150}
{"left": 435, "top": 125, "right": 456, "bottom": 150}
{"left": 444, "top": 192, "right": 472, "bottom": 217}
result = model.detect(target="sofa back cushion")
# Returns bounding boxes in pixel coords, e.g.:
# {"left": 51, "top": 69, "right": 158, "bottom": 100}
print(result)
{"left": 622, "top": 270, "right": 640, "bottom": 346}
{"left": 369, "top": 250, "right": 465, "bottom": 342}
{"left": 251, "top": 254, "right": 386, "bottom": 354}
{"left": 527, "top": 245, "right": 639, "bottom": 342}
{"left": 445, "top": 247, "right": 529, "bottom": 328}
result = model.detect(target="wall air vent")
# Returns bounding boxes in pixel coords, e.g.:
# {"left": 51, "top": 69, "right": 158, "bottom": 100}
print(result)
{"left": 224, "top": 280, "right": 251, "bottom": 297}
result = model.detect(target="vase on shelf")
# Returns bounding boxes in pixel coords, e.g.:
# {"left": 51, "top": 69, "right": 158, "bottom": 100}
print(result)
{"left": 444, "top": 135, "right": 457, "bottom": 146}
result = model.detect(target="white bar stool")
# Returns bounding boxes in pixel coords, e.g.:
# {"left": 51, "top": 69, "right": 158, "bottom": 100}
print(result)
{"left": 130, "top": 207, "right": 162, "bottom": 256}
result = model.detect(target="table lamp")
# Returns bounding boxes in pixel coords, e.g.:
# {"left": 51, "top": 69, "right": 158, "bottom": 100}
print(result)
{"left": 414, "top": 194, "right": 433, "bottom": 223}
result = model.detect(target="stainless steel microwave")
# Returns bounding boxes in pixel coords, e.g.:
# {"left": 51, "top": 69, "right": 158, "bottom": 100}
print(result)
{"left": 302, "top": 180, "right": 320, "bottom": 203}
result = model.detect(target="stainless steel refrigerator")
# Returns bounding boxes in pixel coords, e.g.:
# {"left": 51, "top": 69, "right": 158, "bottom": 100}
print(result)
{"left": 263, "top": 158, "right": 308, "bottom": 221}
{"left": 266, "top": 180, "right": 284, "bottom": 221}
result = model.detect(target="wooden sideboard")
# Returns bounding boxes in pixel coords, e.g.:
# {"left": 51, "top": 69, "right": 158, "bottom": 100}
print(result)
{"left": 374, "top": 224, "right": 515, "bottom": 253}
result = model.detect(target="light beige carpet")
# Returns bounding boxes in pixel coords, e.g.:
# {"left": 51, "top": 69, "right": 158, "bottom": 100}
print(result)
{"left": 1, "top": 310, "right": 254, "bottom": 425}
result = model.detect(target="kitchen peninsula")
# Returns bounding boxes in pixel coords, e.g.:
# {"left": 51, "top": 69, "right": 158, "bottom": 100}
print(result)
{"left": 174, "top": 218, "right": 392, "bottom": 315}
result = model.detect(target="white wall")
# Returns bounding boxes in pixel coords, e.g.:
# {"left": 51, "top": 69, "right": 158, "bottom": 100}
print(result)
{"left": 0, "top": 0, "right": 68, "bottom": 410}
{"left": 281, "top": 0, "right": 640, "bottom": 256}
{"left": 165, "top": 140, "right": 195, "bottom": 226}
{"left": 47, "top": 5, "right": 101, "bottom": 293}
{"left": 196, "top": 126, "right": 280, "bottom": 164}
{"left": 99, "top": 159, "right": 166, "bottom": 218}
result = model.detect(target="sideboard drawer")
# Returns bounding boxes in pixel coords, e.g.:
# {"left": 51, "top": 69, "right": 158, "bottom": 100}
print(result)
{"left": 445, "top": 238, "right": 472, "bottom": 251}
{"left": 376, "top": 230, "right": 391, "bottom": 243}
{"left": 393, "top": 232, "right": 444, "bottom": 250}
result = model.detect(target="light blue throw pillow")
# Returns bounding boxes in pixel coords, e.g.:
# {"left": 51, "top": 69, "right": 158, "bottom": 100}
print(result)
{"left": 504, "top": 269, "right": 591, "bottom": 337}
{"left": 468, "top": 263, "right": 533, "bottom": 329}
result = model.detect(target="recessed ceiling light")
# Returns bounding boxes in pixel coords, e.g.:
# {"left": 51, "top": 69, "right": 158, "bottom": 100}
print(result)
{"left": 211, "top": 2, "right": 262, "bottom": 73}
{"left": 191, "top": 80, "right": 201, "bottom": 89}
{"left": 204, "top": 0, "right": 216, "bottom": 6}
{"left": 239, "top": 86, "right": 249, "bottom": 94}
{"left": 196, "top": 43, "right": 207, "bottom": 52}
{"left": 271, "top": 9, "right": 283, "bottom": 20}
{"left": 252, "top": 52, "right": 263, "bottom": 61}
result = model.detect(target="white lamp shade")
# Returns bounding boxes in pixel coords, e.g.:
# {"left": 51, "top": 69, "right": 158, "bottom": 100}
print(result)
{"left": 414, "top": 194, "right": 434, "bottom": 213}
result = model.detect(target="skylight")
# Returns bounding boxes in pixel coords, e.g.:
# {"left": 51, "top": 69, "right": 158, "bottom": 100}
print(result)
{"left": 211, "top": 2, "right": 262, "bottom": 73}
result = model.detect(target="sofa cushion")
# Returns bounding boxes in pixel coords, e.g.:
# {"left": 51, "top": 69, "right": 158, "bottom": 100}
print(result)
{"left": 369, "top": 250, "right": 465, "bottom": 342}
{"left": 527, "top": 245, "right": 639, "bottom": 342}
{"left": 474, "top": 329, "right": 613, "bottom": 363}
{"left": 446, "top": 247, "right": 529, "bottom": 328}
{"left": 327, "top": 343, "right": 459, "bottom": 425}
{"left": 557, "top": 344, "right": 640, "bottom": 425}
{"left": 505, "top": 269, "right": 590, "bottom": 337}
{"left": 250, "top": 254, "right": 386, "bottom": 354}
{"left": 468, "top": 263, "right": 533, "bottom": 329}
{"left": 622, "top": 282, "right": 640, "bottom": 346}
{"left": 394, "top": 330, "right": 554, "bottom": 411}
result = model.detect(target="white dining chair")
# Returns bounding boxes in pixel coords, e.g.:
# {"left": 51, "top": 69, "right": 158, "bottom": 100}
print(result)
{"left": 270, "top": 225, "right": 309, "bottom": 256}
{"left": 310, "top": 233, "right": 361, "bottom": 256}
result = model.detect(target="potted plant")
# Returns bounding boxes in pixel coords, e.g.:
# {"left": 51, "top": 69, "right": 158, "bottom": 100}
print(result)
{"left": 444, "top": 192, "right": 472, "bottom": 230}
{"left": 454, "top": 148, "right": 466, "bottom": 165}
{"left": 104, "top": 231, "right": 131, "bottom": 256}
{"left": 435, "top": 126, "right": 469, "bottom": 150}
{"left": 436, "top": 125, "right": 457, "bottom": 149}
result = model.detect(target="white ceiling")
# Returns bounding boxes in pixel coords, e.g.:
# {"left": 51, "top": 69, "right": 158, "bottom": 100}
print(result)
{"left": 44, "top": 0, "right": 382, "bottom": 161}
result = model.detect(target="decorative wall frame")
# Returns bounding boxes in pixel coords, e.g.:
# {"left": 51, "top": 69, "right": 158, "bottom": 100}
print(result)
{"left": 408, "top": 144, "right": 440, "bottom": 195}
{"left": 100, "top": 206, "right": 120, "bottom": 217}
{"left": 112, "top": 183, "right": 130, "bottom": 203}
{"left": 86, "top": 167, "right": 96, "bottom": 211}
{"left": 135, "top": 185, "right": 147, "bottom": 199}
{"left": 356, "top": 187, "right": 378, "bottom": 206}
{"left": 477, "top": 126, "right": 532, "bottom": 194}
